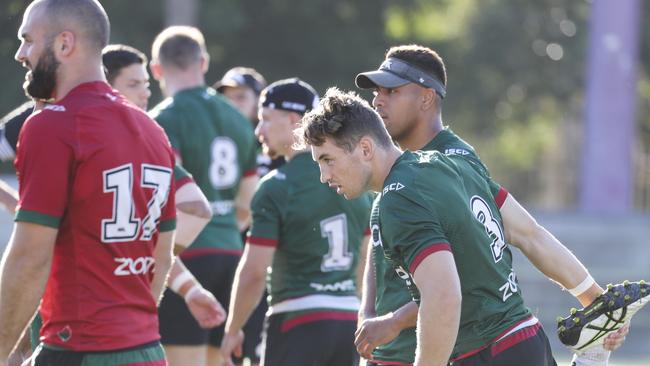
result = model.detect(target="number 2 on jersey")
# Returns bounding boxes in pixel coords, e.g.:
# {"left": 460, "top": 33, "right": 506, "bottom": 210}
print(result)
{"left": 102, "top": 163, "right": 172, "bottom": 243}
{"left": 320, "top": 213, "right": 353, "bottom": 272}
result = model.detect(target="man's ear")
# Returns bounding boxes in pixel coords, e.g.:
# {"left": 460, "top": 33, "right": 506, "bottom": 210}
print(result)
{"left": 200, "top": 52, "right": 210, "bottom": 73}
{"left": 55, "top": 31, "right": 75, "bottom": 58}
{"left": 358, "top": 136, "right": 375, "bottom": 161}
{"left": 150, "top": 61, "right": 163, "bottom": 80}
{"left": 421, "top": 88, "right": 436, "bottom": 111}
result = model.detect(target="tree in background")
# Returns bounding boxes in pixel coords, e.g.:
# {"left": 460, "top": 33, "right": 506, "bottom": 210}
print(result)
{"left": 0, "top": 0, "right": 648, "bottom": 209}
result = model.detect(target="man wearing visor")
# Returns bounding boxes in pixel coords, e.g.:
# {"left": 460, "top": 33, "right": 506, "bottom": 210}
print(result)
{"left": 352, "top": 45, "right": 632, "bottom": 366}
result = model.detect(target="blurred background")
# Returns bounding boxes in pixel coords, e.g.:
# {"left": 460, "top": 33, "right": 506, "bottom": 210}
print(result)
{"left": 0, "top": 0, "right": 648, "bottom": 363}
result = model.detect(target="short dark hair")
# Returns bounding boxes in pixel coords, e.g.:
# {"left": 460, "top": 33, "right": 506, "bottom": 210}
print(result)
{"left": 41, "top": 0, "right": 110, "bottom": 53}
{"left": 151, "top": 26, "right": 206, "bottom": 70}
{"left": 301, "top": 87, "right": 393, "bottom": 152}
{"left": 386, "top": 45, "right": 447, "bottom": 87}
{"left": 102, "top": 44, "right": 147, "bottom": 84}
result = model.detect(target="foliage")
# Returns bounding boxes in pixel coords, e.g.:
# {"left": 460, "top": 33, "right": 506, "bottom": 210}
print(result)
{"left": 0, "top": 0, "right": 648, "bottom": 208}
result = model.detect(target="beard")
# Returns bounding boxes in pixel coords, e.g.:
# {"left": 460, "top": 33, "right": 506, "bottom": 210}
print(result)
{"left": 23, "top": 45, "right": 59, "bottom": 101}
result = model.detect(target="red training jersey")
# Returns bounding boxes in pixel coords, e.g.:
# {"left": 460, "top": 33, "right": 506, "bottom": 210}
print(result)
{"left": 14, "top": 82, "right": 176, "bottom": 351}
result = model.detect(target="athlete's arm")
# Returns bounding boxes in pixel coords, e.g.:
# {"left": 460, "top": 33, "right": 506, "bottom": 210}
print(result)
{"left": 234, "top": 175, "right": 259, "bottom": 231}
{"left": 0, "top": 181, "right": 18, "bottom": 214}
{"left": 167, "top": 258, "right": 225, "bottom": 328}
{"left": 500, "top": 194, "right": 603, "bottom": 306}
{"left": 0, "top": 222, "right": 56, "bottom": 360}
{"left": 412, "top": 251, "right": 461, "bottom": 366}
{"left": 359, "top": 237, "right": 376, "bottom": 322}
{"left": 150, "top": 230, "right": 175, "bottom": 305}
{"left": 355, "top": 300, "right": 418, "bottom": 360}
{"left": 174, "top": 181, "right": 212, "bottom": 254}
{"left": 356, "top": 234, "right": 370, "bottom": 299}
{"left": 221, "top": 243, "right": 274, "bottom": 366}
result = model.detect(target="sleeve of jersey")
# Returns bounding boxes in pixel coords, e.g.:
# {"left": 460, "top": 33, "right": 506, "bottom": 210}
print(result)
{"left": 158, "top": 161, "right": 177, "bottom": 232}
{"left": 380, "top": 188, "right": 451, "bottom": 276}
{"left": 246, "top": 180, "right": 282, "bottom": 248}
{"left": 173, "top": 164, "right": 194, "bottom": 189}
{"left": 14, "top": 114, "right": 73, "bottom": 228}
{"left": 154, "top": 112, "right": 182, "bottom": 155}
{"left": 489, "top": 179, "right": 509, "bottom": 209}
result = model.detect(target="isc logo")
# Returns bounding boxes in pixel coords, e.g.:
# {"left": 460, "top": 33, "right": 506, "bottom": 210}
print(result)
{"left": 114, "top": 256, "right": 155, "bottom": 276}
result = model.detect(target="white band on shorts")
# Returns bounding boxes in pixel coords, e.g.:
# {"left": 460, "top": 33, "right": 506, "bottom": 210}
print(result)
{"left": 568, "top": 275, "right": 595, "bottom": 297}
{"left": 169, "top": 270, "right": 194, "bottom": 293}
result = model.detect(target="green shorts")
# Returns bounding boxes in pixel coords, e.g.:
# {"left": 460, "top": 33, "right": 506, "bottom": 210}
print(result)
{"left": 33, "top": 341, "right": 166, "bottom": 366}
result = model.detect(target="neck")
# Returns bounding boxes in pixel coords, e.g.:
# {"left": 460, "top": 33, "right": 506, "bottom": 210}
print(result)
{"left": 368, "top": 145, "right": 402, "bottom": 192}
{"left": 53, "top": 59, "right": 106, "bottom": 101}
{"left": 399, "top": 112, "right": 444, "bottom": 151}
{"left": 161, "top": 68, "right": 205, "bottom": 98}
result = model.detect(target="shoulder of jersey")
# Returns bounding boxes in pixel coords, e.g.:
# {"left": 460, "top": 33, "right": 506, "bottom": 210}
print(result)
{"left": 260, "top": 168, "right": 287, "bottom": 184}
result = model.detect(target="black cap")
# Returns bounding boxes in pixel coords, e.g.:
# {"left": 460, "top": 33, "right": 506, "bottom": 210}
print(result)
{"left": 259, "top": 78, "right": 319, "bottom": 115}
{"left": 355, "top": 57, "right": 446, "bottom": 98}
{"left": 214, "top": 67, "right": 266, "bottom": 95}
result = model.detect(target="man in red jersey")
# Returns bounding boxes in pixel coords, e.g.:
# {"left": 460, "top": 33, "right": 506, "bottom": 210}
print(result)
{"left": 0, "top": 1, "right": 176, "bottom": 365}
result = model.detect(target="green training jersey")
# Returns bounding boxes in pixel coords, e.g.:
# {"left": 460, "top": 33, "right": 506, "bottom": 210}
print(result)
{"left": 373, "top": 150, "right": 530, "bottom": 359}
{"left": 151, "top": 87, "right": 257, "bottom": 251}
{"left": 248, "top": 152, "right": 372, "bottom": 313}
{"left": 371, "top": 128, "right": 483, "bottom": 363}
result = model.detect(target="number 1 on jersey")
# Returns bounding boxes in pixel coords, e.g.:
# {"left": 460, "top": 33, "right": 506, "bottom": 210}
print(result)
{"left": 320, "top": 213, "right": 353, "bottom": 272}
{"left": 102, "top": 163, "right": 172, "bottom": 243}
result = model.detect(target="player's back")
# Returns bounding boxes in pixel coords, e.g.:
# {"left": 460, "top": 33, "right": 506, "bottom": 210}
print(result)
{"left": 377, "top": 150, "right": 530, "bottom": 358}
{"left": 151, "top": 87, "right": 256, "bottom": 252}
{"left": 249, "top": 152, "right": 371, "bottom": 312}
{"left": 15, "top": 82, "right": 176, "bottom": 351}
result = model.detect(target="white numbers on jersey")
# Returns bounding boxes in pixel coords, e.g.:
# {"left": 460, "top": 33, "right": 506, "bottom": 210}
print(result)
{"left": 499, "top": 271, "right": 519, "bottom": 302}
{"left": 470, "top": 195, "right": 507, "bottom": 263}
{"left": 114, "top": 256, "right": 155, "bottom": 276}
{"left": 209, "top": 137, "right": 239, "bottom": 189}
{"left": 320, "top": 213, "right": 353, "bottom": 272}
{"left": 102, "top": 163, "right": 172, "bottom": 243}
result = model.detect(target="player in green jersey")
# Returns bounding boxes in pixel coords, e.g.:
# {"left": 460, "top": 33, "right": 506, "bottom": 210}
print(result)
{"left": 220, "top": 78, "right": 372, "bottom": 366}
{"left": 214, "top": 67, "right": 272, "bottom": 366}
{"left": 299, "top": 88, "right": 639, "bottom": 366}
{"left": 150, "top": 26, "right": 259, "bottom": 366}
{"left": 351, "top": 45, "right": 631, "bottom": 366}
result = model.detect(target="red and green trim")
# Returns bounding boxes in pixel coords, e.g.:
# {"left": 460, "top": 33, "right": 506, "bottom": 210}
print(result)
{"left": 409, "top": 242, "right": 451, "bottom": 274}
{"left": 243, "top": 169, "right": 258, "bottom": 177}
{"left": 179, "top": 247, "right": 243, "bottom": 260}
{"left": 280, "top": 310, "right": 357, "bottom": 333}
{"left": 247, "top": 236, "right": 278, "bottom": 248}
{"left": 15, "top": 209, "right": 60, "bottom": 229}
{"left": 495, "top": 187, "right": 509, "bottom": 209}
{"left": 158, "top": 218, "right": 176, "bottom": 232}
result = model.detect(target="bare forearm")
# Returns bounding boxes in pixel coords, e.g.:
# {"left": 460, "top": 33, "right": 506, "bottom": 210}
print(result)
{"left": 517, "top": 227, "right": 602, "bottom": 305}
{"left": 225, "top": 264, "right": 266, "bottom": 334}
{"left": 151, "top": 232, "right": 174, "bottom": 304}
{"left": 392, "top": 301, "right": 418, "bottom": 329}
{"left": 0, "top": 247, "right": 51, "bottom": 357}
{"left": 151, "top": 257, "right": 172, "bottom": 304}
{"left": 359, "top": 237, "right": 376, "bottom": 320}
{"left": 415, "top": 296, "right": 459, "bottom": 366}
{"left": 412, "top": 253, "right": 461, "bottom": 366}
{"left": 234, "top": 176, "right": 258, "bottom": 232}
{"left": 356, "top": 235, "right": 370, "bottom": 300}
{"left": 501, "top": 195, "right": 603, "bottom": 305}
